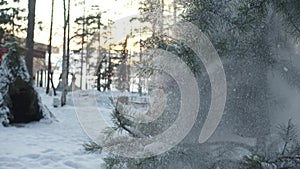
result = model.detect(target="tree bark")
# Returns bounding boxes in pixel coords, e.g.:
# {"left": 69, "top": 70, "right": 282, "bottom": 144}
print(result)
{"left": 66, "top": 0, "right": 70, "bottom": 87}
{"left": 25, "top": 0, "right": 36, "bottom": 77}
{"left": 80, "top": 0, "right": 86, "bottom": 90}
{"left": 61, "top": 0, "right": 68, "bottom": 106}
{"left": 46, "top": 0, "right": 54, "bottom": 94}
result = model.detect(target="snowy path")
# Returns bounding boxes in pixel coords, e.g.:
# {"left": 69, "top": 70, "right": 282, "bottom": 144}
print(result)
{"left": 0, "top": 89, "right": 104, "bottom": 169}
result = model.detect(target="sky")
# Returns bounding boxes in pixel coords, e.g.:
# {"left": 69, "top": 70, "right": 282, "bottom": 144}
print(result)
{"left": 10, "top": 0, "right": 178, "bottom": 55}
{"left": 33, "top": 0, "right": 141, "bottom": 50}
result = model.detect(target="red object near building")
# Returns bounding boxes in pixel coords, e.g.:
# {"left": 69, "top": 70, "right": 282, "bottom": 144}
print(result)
{"left": 0, "top": 48, "right": 9, "bottom": 63}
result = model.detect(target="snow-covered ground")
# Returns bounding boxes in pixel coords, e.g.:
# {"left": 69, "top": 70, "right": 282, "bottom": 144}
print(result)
{"left": 0, "top": 88, "right": 105, "bottom": 169}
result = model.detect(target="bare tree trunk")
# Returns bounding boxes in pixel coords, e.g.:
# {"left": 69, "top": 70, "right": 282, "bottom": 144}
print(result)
{"left": 159, "top": 0, "right": 164, "bottom": 36}
{"left": 46, "top": 0, "right": 54, "bottom": 94}
{"left": 173, "top": 0, "right": 177, "bottom": 24}
{"left": 66, "top": 0, "right": 70, "bottom": 87}
{"left": 61, "top": 0, "right": 68, "bottom": 106}
{"left": 25, "top": 0, "right": 36, "bottom": 77}
{"left": 80, "top": 0, "right": 86, "bottom": 90}
{"left": 85, "top": 28, "right": 88, "bottom": 90}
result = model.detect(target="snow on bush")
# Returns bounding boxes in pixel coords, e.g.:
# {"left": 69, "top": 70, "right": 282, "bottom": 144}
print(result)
{"left": 0, "top": 47, "right": 47, "bottom": 126}
{"left": 0, "top": 56, "right": 10, "bottom": 126}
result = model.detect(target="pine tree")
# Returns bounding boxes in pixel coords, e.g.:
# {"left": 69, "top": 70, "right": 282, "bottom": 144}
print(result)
{"left": 240, "top": 119, "right": 300, "bottom": 169}
{"left": 0, "top": 0, "right": 26, "bottom": 44}
{"left": 0, "top": 48, "right": 46, "bottom": 126}
{"left": 88, "top": 1, "right": 300, "bottom": 168}
{"left": 182, "top": 0, "right": 300, "bottom": 153}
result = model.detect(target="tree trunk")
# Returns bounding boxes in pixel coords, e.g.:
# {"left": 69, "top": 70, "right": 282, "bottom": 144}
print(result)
{"left": 25, "top": 0, "right": 36, "bottom": 77}
{"left": 66, "top": 0, "right": 70, "bottom": 87}
{"left": 46, "top": 0, "right": 54, "bottom": 94}
{"left": 80, "top": 0, "right": 86, "bottom": 90}
{"left": 61, "top": 0, "right": 68, "bottom": 106}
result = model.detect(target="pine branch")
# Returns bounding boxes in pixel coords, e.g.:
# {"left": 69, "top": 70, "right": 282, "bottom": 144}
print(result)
{"left": 282, "top": 119, "right": 292, "bottom": 155}
{"left": 272, "top": 0, "right": 300, "bottom": 37}
{"left": 109, "top": 97, "right": 147, "bottom": 138}
{"left": 277, "top": 119, "right": 298, "bottom": 155}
